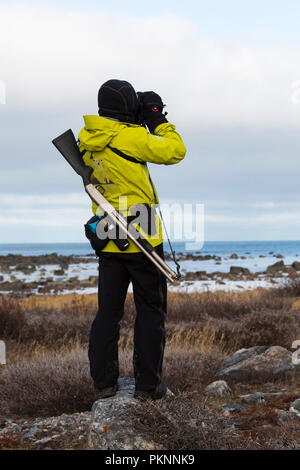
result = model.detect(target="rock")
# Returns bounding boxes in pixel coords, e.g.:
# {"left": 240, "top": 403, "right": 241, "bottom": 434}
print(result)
{"left": 292, "top": 261, "right": 300, "bottom": 271}
{"left": 33, "top": 437, "right": 54, "bottom": 447}
{"left": 273, "top": 362, "right": 297, "bottom": 378}
{"left": 286, "top": 267, "right": 298, "bottom": 278}
{"left": 266, "top": 260, "right": 285, "bottom": 274}
{"left": 88, "top": 276, "right": 98, "bottom": 284}
{"left": 289, "top": 399, "right": 300, "bottom": 417}
{"left": 230, "top": 253, "right": 239, "bottom": 259}
{"left": 0, "top": 280, "right": 25, "bottom": 292}
{"left": 275, "top": 409, "right": 296, "bottom": 423}
{"left": 275, "top": 254, "right": 284, "bottom": 259}
{"left": 184, "top": 271, "right": 207, "bottom": 281}
{"left": 0, "top": 415, "right": 12, "bottom": 428}
{"left": 0, "top": 275, "right": 3, "bottom": 282}
{"left": 15, "top": 264, "right": 36, "bottom": 274}
{"left": 229, "top": 266, "right": 251, "bottom": 275}
{"left": 53, "top": 269, "right": 65, "bottom": 276}
{"left": 88, "top": 378, "right": 172, "bottom": 450}
{"left": 204, "top": 380, "right": 232, "bottom": 397}
{"left": 221, "top": 402, "right": 245, "bottom": 413}
{"left": 221, "top": 346, "right": 268, "bottom": 370}
{"left": 239, "top": 392, "right": 266, "bottom": 404}
{"left": 218, "top": 346, "right": 297, "bottom": 383}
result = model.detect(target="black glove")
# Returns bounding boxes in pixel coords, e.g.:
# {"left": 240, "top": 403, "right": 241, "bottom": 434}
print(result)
{"left": 139, "top": 91, "right": 168, "bottom": 133}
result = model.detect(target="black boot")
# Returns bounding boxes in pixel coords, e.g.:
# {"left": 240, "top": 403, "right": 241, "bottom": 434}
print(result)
{"left": 96, "top": 383, "right": 118, "bottom": 399}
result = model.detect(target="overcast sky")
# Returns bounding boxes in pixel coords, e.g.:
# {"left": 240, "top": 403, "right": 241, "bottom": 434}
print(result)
{"left": 0, "top": 0, "right": 300, "bottom": 243}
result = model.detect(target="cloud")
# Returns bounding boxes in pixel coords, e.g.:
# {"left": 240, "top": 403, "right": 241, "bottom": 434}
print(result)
{"left": 0, "top": 193, "right": 87, "bottom": 209}
{"left": 0, "top": 79, "right": 5, "bottom": 104}
{"left": 1, "top": 3, "right": 300, "bottom": 242}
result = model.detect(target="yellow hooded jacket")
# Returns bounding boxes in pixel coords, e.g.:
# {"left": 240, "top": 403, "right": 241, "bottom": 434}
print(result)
{"left": 78, "top": 115, "right": 186, "bottom": 253}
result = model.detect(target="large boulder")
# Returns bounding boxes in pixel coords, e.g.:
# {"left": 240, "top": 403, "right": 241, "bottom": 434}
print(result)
{"left": 266, "top": 260, "right": 285, "bottom": 274}
{"left": 218, "top": 346, "right": 299, "bottom": 383}
{"left": 88, "top": 378, "right": 172, "bottom": 450}
{"left": 229, "top": 266, "right": 251, "bottom": 275}
{"left": 292, "top": 261, "right": 300, "bottom": 271}
{"left": 289, "top": 398, "right": 300, "bottom": 417}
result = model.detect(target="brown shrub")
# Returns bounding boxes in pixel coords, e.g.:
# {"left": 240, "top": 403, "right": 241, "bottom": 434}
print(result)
{"left": 0, "top": 435, "right": 22, "bottom": 450}
{"left": 0, "top": 347, "right": 97, "bottom": 417}
{"left": 163, "top": 348, "right": 224, "bottom": 391}
{"left": 0, "top": 294, "right": 95, "bottom": 347}
{"left": 275, "top": 277, "right": 300, "bottom": 297}
{"left": 2, "top": 287, "right": 299, "bottom": 354}
{"left": 0, "top": 295, "right": 26, "bottom": 340}
{"left": 128, "top": 394, "right": 300, "bottom": 450}
{"left": 0, "top": 345, "right": 223, "bottom": 418}
{"left": 20, "top": 311, "right": 93, "bottom": 346}
{"left": 205, "top": 309, "right": 300, "bottom": 351}
{"left": 165, "top": 289, "right": 289, "bottom": 322}
{"left": 21, "top": 293, "right": 98, "bottom": 316}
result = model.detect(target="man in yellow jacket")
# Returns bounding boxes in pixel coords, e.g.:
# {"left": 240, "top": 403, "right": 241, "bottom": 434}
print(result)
{"left": 78, "top": 79, "right": 186, "bottom": 400}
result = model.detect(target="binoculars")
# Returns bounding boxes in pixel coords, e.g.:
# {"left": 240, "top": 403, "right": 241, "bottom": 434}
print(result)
{"left": 135, "top": 91, "right": 167, "bottom": 126}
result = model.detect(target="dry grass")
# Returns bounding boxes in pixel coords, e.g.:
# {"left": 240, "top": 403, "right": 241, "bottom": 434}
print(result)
{"left": 0, "top": 346, "right": 223, "bottom": 417}
{"left": 20, "top": 293, "right": 98, "bottom": 315}
{"left": 128, "top": 394, "right": 300, "bottom": 450}
{"left": 1, "top": 281, "right": 300, "bottom": 360}
{"left": 1, "top": 287, "right": 299, "bottom": 355}
{"left": 0, "top": 280, "right": 300, "bottom": 449}
{"left": 0, "top": 346, "right": 96, "bottom": 417}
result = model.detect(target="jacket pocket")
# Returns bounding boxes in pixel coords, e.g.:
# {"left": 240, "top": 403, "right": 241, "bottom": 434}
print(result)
{"left": 84, "top": 215, "right": 109, "bottom": 255}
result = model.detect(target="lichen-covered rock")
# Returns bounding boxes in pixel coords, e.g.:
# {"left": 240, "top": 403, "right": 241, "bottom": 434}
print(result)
{"left": 220, "top": 346, "right": 268, "bottom": 370}
{"left": 239, "top": 392, "right": 266, "bottom": 404}
{"left": 289, "top": 399, "right": 300, "bottom": 417}
{"left": 218, "top": 346, "right": 298, "bottom": 383}
{"left": 221, "top": 402, "right": 245, "bottom": 413}
{"left": 88, "top": 378, "right": 172, "bottom": 450}
{"left": 204, "top": 380, "right": 232, "bottom": 397}
{"left": 275, "top": 409, "right": 297, "bottom": 423}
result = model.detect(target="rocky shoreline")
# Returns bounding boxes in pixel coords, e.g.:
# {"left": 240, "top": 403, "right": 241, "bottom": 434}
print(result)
{"left": 0, "top": 252, "right": 299, "bottom": 295}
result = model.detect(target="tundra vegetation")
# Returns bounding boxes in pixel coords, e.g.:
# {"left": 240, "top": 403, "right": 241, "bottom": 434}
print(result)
{"left": 0, "top": 279, "right": 300, "bottom": 449}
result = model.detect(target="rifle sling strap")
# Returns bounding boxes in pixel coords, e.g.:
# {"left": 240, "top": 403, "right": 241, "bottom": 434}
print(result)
{"left": 107, "top": 144, "right": 181, "bottom": 277}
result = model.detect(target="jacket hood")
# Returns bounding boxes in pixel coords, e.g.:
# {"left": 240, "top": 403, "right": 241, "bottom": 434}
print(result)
{"left": 78, "top": 115, "right": 127, "bottom": 151}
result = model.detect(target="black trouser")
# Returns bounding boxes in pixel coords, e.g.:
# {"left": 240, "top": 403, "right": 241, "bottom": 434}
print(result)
{"left": 88, "top": 243, "right": 167, "bottom": 391}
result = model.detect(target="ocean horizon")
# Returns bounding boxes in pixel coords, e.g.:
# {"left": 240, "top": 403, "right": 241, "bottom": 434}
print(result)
{"left": 0, "top": 240, "right": 300, "bottom": 258}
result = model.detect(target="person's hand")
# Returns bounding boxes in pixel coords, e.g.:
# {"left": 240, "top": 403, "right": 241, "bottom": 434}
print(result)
{"left": 139, "top": 91, "right": 168, "bottom": 133}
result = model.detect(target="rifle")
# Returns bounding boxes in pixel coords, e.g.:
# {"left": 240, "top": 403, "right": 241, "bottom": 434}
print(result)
{"left": 52, "top": 129, "right": 179, "bottom": 283}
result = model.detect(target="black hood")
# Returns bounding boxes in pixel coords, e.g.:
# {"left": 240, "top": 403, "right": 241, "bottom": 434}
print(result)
{"left": 98, "top": 79, "right": 138, "bottom": 123}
